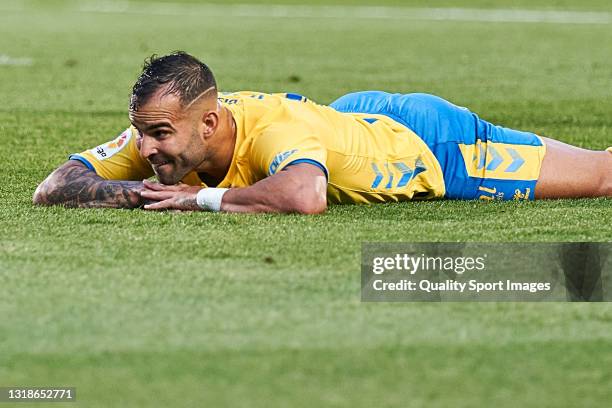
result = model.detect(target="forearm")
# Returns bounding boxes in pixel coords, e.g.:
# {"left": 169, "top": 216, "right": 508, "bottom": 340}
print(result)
{"left": 140, "top": 163, "right": 328, "bottom": 214}
{"left": 220, "top": 168, "right": 327, "bottom": 214}
{"left": 33, "top": 161, "right": 146, "bottom": 209}
{"left": 220, "top": 184, "right": 295, "bottom": 213}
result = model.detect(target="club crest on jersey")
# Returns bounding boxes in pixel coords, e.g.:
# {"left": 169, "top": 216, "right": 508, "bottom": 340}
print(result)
{"left": 90, "top": 129, "right": 131, "bottom": 161}
{"left": 269, "top": 149, "right": 298, "bottom": 175}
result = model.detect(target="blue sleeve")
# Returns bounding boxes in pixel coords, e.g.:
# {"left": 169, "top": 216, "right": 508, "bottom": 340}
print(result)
{"left": 283, "top": 158, "right": 329, "bottom": 180}
{"left": 68, "top": 154, "right": 96, "bottom": 172}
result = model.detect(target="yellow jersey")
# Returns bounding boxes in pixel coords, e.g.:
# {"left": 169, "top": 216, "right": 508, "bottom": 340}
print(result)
{"left": 72, "top": 91, "right": 445, "bottom": 204}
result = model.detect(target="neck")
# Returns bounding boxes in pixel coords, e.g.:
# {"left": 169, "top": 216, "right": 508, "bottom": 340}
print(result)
{"left": 195, "top": 106, "right": 237, "bottom": 184}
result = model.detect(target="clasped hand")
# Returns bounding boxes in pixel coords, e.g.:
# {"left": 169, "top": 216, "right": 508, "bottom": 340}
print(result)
{"left": 140, "top": 179, "right": 202, "bottom": 211}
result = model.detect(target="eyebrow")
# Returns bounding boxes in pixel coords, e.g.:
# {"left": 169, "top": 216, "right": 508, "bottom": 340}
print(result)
{"left": 146, "top": 122, "right": 173, "bottom": 131}
{"left": 131, "top": 121, "right": 174, "bottom": 132}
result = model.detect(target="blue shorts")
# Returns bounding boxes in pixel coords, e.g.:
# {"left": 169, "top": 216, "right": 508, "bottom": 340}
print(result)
{"left": 330, "top": 91, "right": 546, "bottom": 201}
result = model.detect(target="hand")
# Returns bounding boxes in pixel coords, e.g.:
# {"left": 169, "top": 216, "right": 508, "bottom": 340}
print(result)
{"left": 140, "top": 179, "right": 203, "bottom": 211}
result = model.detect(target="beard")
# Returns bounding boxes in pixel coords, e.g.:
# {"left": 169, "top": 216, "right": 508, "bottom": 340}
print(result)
{"left": 152, "top": 129, "right": 204, "bottom": 185}
{"left": 153, "top": 160, "right": 189, "bottom": 185}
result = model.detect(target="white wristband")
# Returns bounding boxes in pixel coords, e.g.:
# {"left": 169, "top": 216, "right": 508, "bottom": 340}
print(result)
{"left": 196, "top": 188, "right": 228, "bottom": 212}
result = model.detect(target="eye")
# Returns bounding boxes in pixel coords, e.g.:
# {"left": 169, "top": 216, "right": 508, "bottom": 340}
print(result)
{"left": 154, "top": 130, "right": 170, "bottom": 139}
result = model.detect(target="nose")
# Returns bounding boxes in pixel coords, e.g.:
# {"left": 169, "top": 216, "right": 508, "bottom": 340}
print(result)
{"left": 139, "top": 134, "right": 158, "bottom": 160}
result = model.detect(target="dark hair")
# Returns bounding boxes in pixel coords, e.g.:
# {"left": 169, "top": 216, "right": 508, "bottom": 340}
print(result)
{"left": 130, "top": 51, "right": 217, "bottom": 111}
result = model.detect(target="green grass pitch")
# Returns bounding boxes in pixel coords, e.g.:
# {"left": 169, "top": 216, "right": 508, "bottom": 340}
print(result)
{"left": 1, "top": 0, "right": 611, "bottom": 406}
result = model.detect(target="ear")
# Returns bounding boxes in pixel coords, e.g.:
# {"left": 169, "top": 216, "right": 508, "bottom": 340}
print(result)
{"left": 201, "top": 110, "right": 220, "bottom": 139}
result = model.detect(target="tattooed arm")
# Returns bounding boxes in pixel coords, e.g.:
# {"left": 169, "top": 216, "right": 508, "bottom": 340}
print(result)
{"left": 33, "top": 160, "right": 148, "bottom": 208}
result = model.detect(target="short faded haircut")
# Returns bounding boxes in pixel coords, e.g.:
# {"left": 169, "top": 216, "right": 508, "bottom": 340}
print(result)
{"left": 129, "top": 51, "right": 217, "bottom": 111}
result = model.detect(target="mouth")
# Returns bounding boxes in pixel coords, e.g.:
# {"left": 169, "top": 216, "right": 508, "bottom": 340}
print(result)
{"left": 151, "top": 160, "right": 171, "bottom": 170}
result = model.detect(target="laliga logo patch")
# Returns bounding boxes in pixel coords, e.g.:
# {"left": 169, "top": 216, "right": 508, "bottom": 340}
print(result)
{"left": 269, "top": 149, "right": 297, "bottom": 175}
{"left": 90, "top": 129, "right": 132, "bottom": 161}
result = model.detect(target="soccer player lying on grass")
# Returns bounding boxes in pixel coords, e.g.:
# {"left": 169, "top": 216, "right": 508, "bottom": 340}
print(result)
{"left": 33, "top": 52, "right": 612, "bottom": 214}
